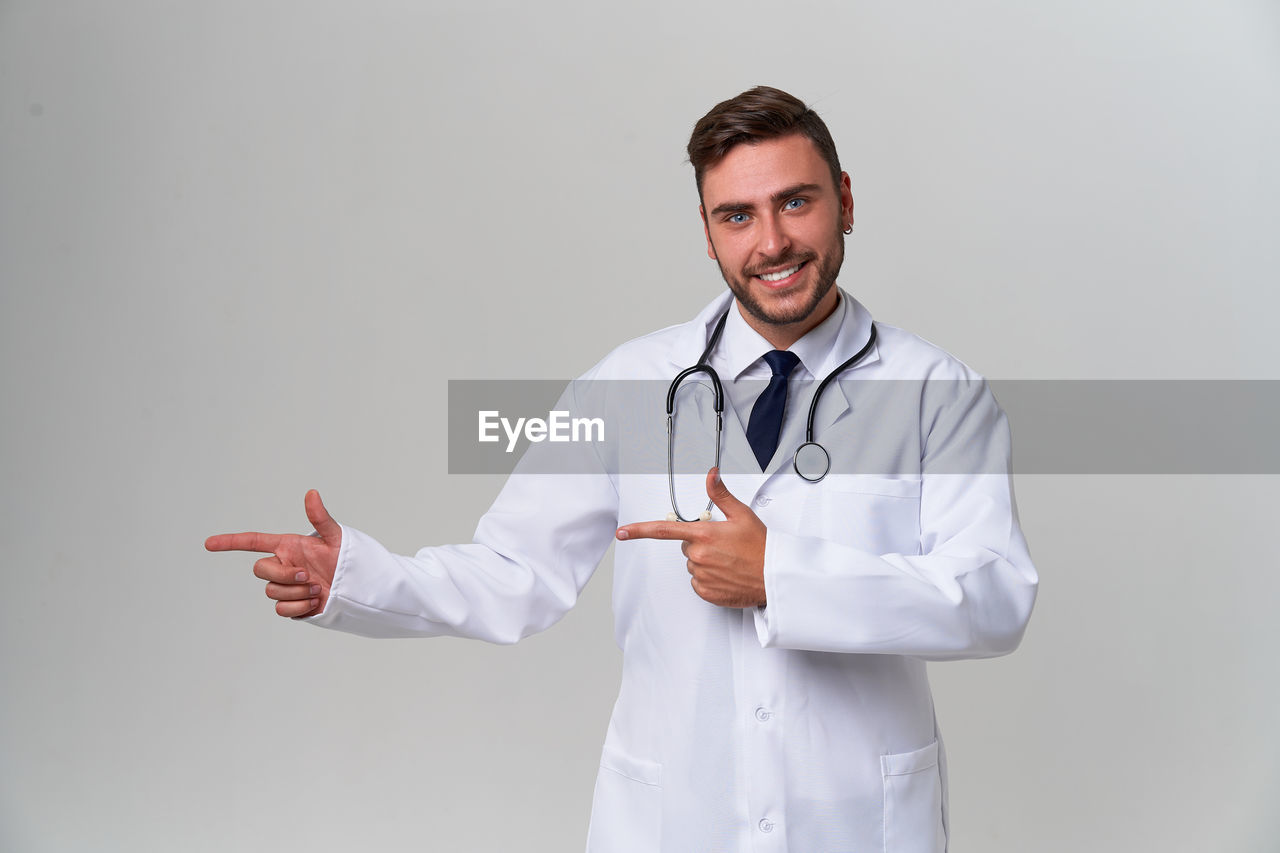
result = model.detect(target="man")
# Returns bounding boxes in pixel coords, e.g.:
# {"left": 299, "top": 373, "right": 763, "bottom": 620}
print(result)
{"left": 207, "top": 86, "right": 1037, "bottom": 852}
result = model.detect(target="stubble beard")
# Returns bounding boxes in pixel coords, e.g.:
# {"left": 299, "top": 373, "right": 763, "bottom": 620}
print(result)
{"left": 718, "top": 228, "right": 845, "bottom": 329}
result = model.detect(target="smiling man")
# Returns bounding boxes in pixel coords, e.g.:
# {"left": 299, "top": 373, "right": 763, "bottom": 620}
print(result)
{"left": 698, "top": 126, "right": 850, "bottom": 345}
{"left": 208, "top": 86, "right": 1037, "bottom": 852}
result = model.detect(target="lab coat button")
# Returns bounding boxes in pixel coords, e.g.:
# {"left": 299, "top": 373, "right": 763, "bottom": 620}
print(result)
{"left": 758, "top": 818, "right": 775, "bottom": 833}
{"left": 755, "top": 495, "right": 771, "bottom": 507}
{"left": 754, "top": 706, "right": 772, "bottom": 722}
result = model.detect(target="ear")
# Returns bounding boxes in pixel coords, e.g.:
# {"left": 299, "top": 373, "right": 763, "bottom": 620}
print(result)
{"left": 700, "top": 204, "right": 717, "bottom": 260}
{"left": 839, "top": 171, "right": 854, "bottom": 230}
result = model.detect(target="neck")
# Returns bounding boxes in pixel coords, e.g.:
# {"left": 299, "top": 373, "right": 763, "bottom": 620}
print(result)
{"left": 737, "top": 287, "right": 840, "bottom": 350}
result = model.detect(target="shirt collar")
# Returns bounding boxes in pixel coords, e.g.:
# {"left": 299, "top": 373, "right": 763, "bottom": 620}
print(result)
{"left": 713, "top": 289, "right": 850, "bottom": 381}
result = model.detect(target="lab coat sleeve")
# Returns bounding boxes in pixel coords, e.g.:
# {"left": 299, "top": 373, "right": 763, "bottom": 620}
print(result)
{"left": 303, "top": 473, "right": 618, "bottom": 642}
{"left": 304, "top": 378, "right": 621, "bottom": 643}
{"left": 752, "top": 379, "right": 1038, "bottom": 659}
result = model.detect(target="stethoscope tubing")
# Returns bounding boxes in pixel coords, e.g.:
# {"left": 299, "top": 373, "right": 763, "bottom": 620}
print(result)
{"left": 666, "top": 309, "right": 878, "bottom": 519}
{"left": 665, "top": 313, "right": 728, "bottom": 522}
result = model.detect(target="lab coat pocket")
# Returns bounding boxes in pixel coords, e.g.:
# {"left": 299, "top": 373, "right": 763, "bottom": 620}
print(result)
{"left": 806, "top": 476, "right": 922, "bottom": 555}
{"left": 881, "top": 739, "right": 945, "bottom": 853}
{"left": 586, "top": 745, "right": 662, "bottom": 853}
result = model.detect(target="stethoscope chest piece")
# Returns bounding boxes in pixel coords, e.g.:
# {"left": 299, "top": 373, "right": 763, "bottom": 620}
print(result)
{"left": 793, "top": 441, "right": 830, "bottom": 482}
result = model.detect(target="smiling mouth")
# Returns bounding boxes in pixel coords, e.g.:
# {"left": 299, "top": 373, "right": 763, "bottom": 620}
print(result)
{"left": 755, "top": 261, "right": 806, "bottom": 283}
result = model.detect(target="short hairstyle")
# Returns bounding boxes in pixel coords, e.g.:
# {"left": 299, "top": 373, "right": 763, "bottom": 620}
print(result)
{"left": 686, "top": 86, "right": 843, "bottom": 199}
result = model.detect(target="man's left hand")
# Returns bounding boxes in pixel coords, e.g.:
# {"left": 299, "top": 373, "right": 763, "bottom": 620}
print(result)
{"left": 616, "top": 468, "right": 767, "bottom": 608}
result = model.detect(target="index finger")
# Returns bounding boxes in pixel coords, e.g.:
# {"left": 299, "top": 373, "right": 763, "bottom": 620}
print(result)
{"left": 616, "top": 521, "right": 699, "bottom": 542}
{"left": 204, "top": 532, "right": 284, "bottom": 553}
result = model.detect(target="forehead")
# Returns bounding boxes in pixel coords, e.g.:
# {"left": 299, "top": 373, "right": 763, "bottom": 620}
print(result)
{"left": 701, "top": 134, "right": 832, "bottom": 206}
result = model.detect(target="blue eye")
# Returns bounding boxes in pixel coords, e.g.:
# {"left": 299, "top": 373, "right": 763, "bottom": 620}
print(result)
{"left": 784, "top": 198, "right": 806, "bottom": 210}
{"left": 727, "top": 213, "right": 749, "bottom": 224}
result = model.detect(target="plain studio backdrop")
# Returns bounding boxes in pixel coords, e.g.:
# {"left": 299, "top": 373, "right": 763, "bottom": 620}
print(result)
{"left": 2, "top": 2, "right": 1277, "bottom": 850}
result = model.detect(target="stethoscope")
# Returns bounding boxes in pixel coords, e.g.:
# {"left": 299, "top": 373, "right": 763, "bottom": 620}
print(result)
{"left": 665, "top": 309, "right": 878, "bottom": 521}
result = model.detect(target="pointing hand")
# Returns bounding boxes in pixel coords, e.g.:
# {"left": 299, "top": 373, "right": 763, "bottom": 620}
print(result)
{"left": 616, "top": 468, "right": 768, "bottom": 608}
{"left": 205, "top": 490, "right": 342, "bottom": 619}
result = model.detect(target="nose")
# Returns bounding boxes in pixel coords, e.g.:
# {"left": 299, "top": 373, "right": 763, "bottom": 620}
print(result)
{"left": 757, "top": 213, "right": 791, "bottom": 260}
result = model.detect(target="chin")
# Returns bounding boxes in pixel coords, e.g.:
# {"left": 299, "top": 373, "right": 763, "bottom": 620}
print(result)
{"left": 747, "top": 281, "right": 832, "bottom": 326}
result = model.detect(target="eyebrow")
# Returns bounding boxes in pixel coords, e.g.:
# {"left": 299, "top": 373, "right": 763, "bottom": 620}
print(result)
{"left": 708, "top": 183, "right": 824, "bottom": 217}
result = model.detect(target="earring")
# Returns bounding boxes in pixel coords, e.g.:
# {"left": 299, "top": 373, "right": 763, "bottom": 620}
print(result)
{"left": 843, "top": 224, "right": 853, "bottom": 235}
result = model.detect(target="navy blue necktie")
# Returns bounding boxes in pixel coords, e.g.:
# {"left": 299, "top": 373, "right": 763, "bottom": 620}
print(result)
{"left": 746, "top": 350, "right": 801, "bottom": 470}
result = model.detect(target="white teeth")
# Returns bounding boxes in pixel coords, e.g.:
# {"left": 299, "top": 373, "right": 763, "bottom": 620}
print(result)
{"left": 758, "top": 264, "right": 801, "bottom": 282}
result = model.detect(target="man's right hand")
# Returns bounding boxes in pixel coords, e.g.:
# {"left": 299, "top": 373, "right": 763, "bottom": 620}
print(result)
{"left": 205, "top": 489, "right": 342, "bottom": 619}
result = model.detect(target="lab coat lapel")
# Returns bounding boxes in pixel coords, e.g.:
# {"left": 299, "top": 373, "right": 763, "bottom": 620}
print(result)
{"left": 718, "top": 399, "right": 766, "bottom": 507}
{"left": 808, "top": 297, "right": 881, "bottom": 439}
{"left": 720, "top": 394, "right": 760, "bottom": 480}
{"left": 677, "top": 382, "right": 759, "bottom": 482}
{"left": 660, "top": 291, "right": 736, "bottom": 373}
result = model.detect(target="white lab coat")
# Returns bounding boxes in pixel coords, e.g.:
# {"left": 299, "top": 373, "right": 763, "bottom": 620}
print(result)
{"left": 307, "top": 290, "right": 1038, "bottom": 852}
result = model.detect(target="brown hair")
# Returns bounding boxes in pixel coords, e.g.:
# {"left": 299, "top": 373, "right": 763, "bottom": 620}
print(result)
{"left": 686, "top": 86, "right": 842, "bottom": 199}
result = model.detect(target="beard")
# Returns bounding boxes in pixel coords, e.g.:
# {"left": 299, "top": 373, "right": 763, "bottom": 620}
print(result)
{"left": 716, "top": 227, "right": 845, "bottom": 328}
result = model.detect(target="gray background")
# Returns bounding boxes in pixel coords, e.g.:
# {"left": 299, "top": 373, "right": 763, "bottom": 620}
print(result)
{"left": 2, "top": 1, "right": 1277, "bottom": 850}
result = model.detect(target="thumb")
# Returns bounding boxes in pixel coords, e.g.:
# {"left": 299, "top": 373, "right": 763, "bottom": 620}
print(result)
{"left": 305, "top": 489, "right": 342, "bottom": 543}
{"left": 705, "top": 467, "right": 748, "bottom": 519}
